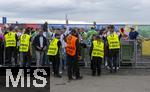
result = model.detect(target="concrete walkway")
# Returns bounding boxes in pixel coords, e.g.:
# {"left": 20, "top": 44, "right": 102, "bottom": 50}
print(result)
{"left": 50, "top": 69, "right": 150, "bottom": 92}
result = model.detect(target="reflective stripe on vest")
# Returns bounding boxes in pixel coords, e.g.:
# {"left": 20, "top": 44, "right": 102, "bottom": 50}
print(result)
{"left": 47, "top": 38, "right": 59, "bottom": 56}
{"left": 92, "top": 40, "right": 104, "bottom": 58}
{"left": 5, "top": 32, "right": 16, "bottom": 47}
{"left": 66, "top": 35, "right": 77, "bottom": 56}
{"left": 107, "top": 33, "right": 120, "bottom": 49}
{"left": 19, "top": 34, "right": 30, "bottom": 52}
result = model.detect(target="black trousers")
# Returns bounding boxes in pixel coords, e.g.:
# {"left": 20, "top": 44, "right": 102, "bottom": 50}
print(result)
{"left": 67, "top": 55, "right": 80, "bottom": 79}
{"left": 91, "top": 57, "right": 102, "bottom": 75}
{"left": 108, "top": 50, "right": 119, "bottom": 71}
{"left": 21, "top": 52, "right": 31, "bottom": 67}
{"left": 5, "top": 47, "right": 17, "bottom": 66}
{"left": 0, "top": 48, "right": 4, "bottom": 65}
{"left": 49, "top": 55, "right": 60, "bottom": 75}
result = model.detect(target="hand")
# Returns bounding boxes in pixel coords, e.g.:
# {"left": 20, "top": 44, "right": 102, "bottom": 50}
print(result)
{"left": 37, "top": 46, "right": 42, "bottom": 50}
{"left": 78, "top": 55, "right": 81, "bottom": 60}
{"left": 43, "top": 46, "right": 47, "bottom": 51}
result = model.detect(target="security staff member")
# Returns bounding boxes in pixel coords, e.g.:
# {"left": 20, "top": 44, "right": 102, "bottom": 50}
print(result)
{"left": 47, "top": 34, "right": 61, "bottom": 78}
{"left": 107, "top": 25, "right": 120, "bottom": 73}
{"left": 0, "top": 35, "right": 4, "bottom": 66}
{"left": 19, "top": 29, "right": 31, "bottom": 67}
{"left": 66, "top": 29, "right": 82, "bottom": 80}
{"left": 4, "top": 27, "right": 18, "bottom": 66}
{"left": 90, "top": 35, "right": 104, "bottom": 76}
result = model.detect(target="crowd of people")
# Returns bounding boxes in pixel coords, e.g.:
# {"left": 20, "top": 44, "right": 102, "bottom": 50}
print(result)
{"left": 0, "top": 23, "right": 140, "bottom": 81}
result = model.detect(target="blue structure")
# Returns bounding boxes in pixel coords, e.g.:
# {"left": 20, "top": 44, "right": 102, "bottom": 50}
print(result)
{"left": 2, "top": 17, "right": 7, "bottom": 24}
{"left": 48, "top": 24, "right": 126, "bottom": 31}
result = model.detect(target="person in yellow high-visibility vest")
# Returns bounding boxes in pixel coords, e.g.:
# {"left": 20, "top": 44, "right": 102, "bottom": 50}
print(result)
{"left": 106, "top": 25, "right": 121, "bottom": 73}
{"left": 47, "top": 33, "right": 62, "bottom": 78}
{"left": 19, "top": 28, "right": 31, "bottom": 67}
{"left": 90, "top": 35, "right": 104, "bottom": 76}
{"left": 4, "top": 27, "right": 18, "bottom": 66}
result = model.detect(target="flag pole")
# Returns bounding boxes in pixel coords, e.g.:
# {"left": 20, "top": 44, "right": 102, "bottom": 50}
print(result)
{"left": 65, "top": 14, "right": 69, "bottom": 26}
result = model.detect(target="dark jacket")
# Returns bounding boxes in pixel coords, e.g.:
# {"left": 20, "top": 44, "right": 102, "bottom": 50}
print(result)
{"left": 33, "top": 35, "right": 47, "bottom": 51}
{"left": 0, "top": 41, "right": 4, "bottom": 51}
{"left": 129, "top": 31, "right": 139, "bottom": 40}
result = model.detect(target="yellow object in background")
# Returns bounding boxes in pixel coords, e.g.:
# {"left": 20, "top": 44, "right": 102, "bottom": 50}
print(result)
{"left": 142, "top": 40, "right": 150, "bottom": 56}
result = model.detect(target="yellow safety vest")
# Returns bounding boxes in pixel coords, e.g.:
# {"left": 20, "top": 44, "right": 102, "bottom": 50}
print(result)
{"left": 5, "top": 32, "right": 16, "bottom": 47}
{"left": 92, "top": 40, "right": 104, "bottom": 58}
{"left": 47, "top": 38, "right": 59, "bottom": 56}
{"left": 107, "top": 33, "right": 120, "bottom": 49}
{"left": 19, "top": 34, "right": 31, "bottom": 52}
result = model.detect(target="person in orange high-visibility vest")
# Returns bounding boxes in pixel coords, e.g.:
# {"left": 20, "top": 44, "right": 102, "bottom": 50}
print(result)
{"left": 66, "top": 29, "right": 83, "bottom": 81}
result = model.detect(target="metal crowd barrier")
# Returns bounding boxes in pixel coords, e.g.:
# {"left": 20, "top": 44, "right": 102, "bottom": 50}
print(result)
{"left": 80, "top": 40, "right": 139, "bottom": 68}
{"left": 119, "top": 40, "right": 138, "bottom": 67}
{"left": 2, "top": 39, "right": 150, "bottom": 68}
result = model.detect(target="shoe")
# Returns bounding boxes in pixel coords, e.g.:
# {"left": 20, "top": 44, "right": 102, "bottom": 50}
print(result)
{"left": 68, "top": 77, "right": 73, "bottom": 81}
{"left": 59, "top": 71, "right": 62, "bottom": 74}
{"left": 110, "top": 69, "right": 113, "bottom": 73}
{"left": 68, "top": 78, "right": 73, "bottom": 82}
{"left": 15, "top": 65, "right": 20, "bottom": 67}
{"left": 97, "top": 74, "right": 101, "bottom": 76}
{"left": 56, "top": 75, "right": 62, "bottom": 78}
{"left": 92, "top": 73, "right": 96, "bottom": 76}
{"left": 97, "top": 73, "right": 101, "bottom": 76}
{"left": 76, "top": 76, "right": 83, "bottom": 80}
{"left": 114, "top": 69, "right": 117, "bottom": 73}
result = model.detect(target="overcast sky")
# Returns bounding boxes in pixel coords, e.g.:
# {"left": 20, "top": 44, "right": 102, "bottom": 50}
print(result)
{"left": 0, "top": 0, "right": 150, "bottom": 24}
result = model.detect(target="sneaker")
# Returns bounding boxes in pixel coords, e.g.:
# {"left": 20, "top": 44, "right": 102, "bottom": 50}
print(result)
{"left": 59, "top": 71, "right": 62, "bottom": 74}
{"left": 117, "top": 67, "right": 119, "bottom": 70}
{"left": 113, "top": 67, "right": 115, "bottom": 69}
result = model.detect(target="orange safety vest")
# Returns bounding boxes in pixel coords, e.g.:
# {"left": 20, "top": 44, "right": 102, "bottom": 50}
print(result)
{"left": 66, "top": 35, "right": 77, "bottom": 56}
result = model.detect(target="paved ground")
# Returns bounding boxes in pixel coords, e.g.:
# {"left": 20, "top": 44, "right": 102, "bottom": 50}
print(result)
{"left": 50, "top": 69, "right": 150, "bottom": 92}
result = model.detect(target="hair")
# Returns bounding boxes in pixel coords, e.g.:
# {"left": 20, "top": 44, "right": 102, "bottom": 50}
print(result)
{"left": 24, "top": 28, "right": 30, "bottom": 34}
{"left": 96, "top": 35, "right": 100, "bottom": 39}
{"left": 108, "top": 25, "right": 114, "bottom": 29}
{"left": 9, "top": 26, "right": 14, "bottom": 31}
{"left": 99, "top": 28, "right": 106, "bottom": 35}
{"left": 71, "top": 29, "right": 77, "bottom": 34}
{"left": 91, "top": 27, "right": 95, "bottom": 30}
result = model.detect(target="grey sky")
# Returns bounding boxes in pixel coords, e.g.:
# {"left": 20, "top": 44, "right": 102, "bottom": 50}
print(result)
{"left": 0, "top": 0, "right": 150, "bottom": 24}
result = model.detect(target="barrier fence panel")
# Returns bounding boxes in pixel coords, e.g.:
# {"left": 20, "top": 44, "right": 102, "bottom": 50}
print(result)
{"left": 119, "top": 40, "right": 137, "bottom": 67}
{"left": 119, "top": 40, "right": 150, "bottom": 68}
{"left": 142, "top": 40, "right": 150, "bottom": 57}
{"left": 135, "top": 40, "right": 150, "bottom": 68}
